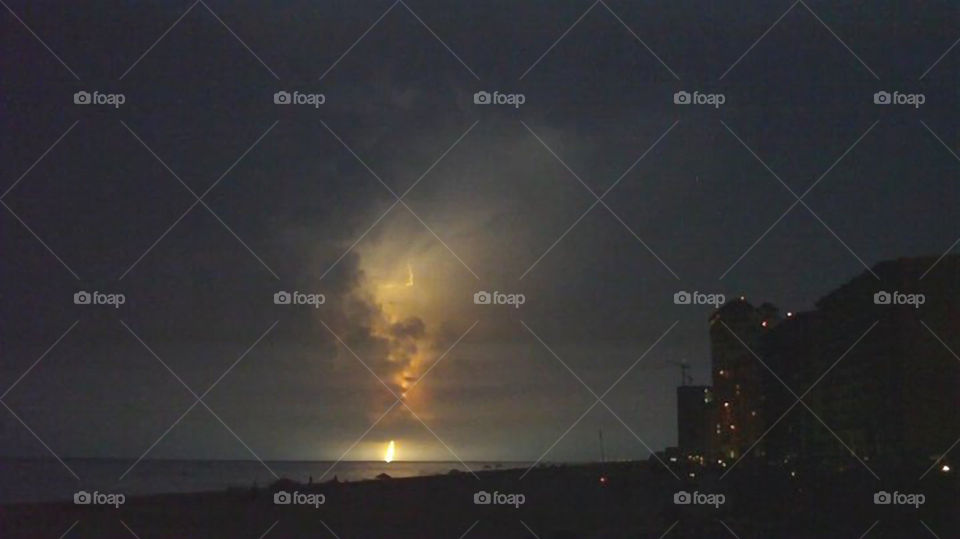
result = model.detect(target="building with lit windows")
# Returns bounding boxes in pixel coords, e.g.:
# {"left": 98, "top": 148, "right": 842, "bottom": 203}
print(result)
{"left": 784, "top": 255, "right": 960, "bottom": 469}
{"left": 707, "top": 299, "right": 779, "bottom": 461}
{"left": 678, "top": 255, "right": 959, "bottom": 471}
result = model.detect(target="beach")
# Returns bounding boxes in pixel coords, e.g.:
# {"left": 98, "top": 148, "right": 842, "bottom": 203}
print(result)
{"left": 2, "top": 462, "right": 956, "bottom": 538}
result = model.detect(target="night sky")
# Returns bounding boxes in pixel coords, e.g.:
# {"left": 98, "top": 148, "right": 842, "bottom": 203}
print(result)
{"left": 2, "top": 1, "right": 958, "bottom": 463}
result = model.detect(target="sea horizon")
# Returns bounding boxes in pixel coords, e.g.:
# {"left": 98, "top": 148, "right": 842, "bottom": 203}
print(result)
{"left": 0, "top": 457, "right": 543, "bottom": 505}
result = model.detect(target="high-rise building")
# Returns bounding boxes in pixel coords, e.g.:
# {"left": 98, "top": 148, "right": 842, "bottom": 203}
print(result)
{"left": 676, "top": 385, "right": 713, "bottom": 458}
{"left": 708, "top": 299, "right": 778, "bottom": 461}
{"left": 678, "top": 255, "right": 959, "bottom": 471}
{"left": 797, "top": 255, "right": 960, "bottom": 468}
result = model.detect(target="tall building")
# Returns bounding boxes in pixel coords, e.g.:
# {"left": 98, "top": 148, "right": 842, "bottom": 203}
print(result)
{"left": 676, "top": 255, "right": 959, "bottom": 470}
{"left": 708, "top": 299, "right": 779, "bottom": 461}
{"left": 676, "top": 385, "right": 713, "bottom": 458}
{"left": 797, "top": 255, "right": 960, "bottom": 467}
{"left": 759, "top": 310, "right": 820, "bottom": 465}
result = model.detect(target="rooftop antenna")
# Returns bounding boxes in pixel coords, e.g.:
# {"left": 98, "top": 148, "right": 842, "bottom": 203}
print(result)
{"left": 669, "top": 359, "right": 692, "bottom": 386}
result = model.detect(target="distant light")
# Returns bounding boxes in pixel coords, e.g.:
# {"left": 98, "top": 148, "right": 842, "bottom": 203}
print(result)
{"left": 729, "top": 424, "right": 736, "bottom": 430}
{"left": 740, "top": 296, "right": 745, "bottom": 301}
{"left": 751, "top": 410, "right": 757, "bottom": 417}
{"left": 723, "top": 401, "right": 730, "bottom": 408}
{"left": 787, "top": 312, "right": 793, "bottom": 317}
{"left": 599, "top": 475, "right": 609, "bottom": 485}
{"left": 761, "top": 320, "right": 768, "bottom": 327}
{"left": 688, "top": 472, "right": 696, "bottom": 478}
{"left": 384, "top": 440, "right": 396, "bottom": 463}
{"left": 790, "top": 470, "right": 797, "bottom": 477}
{"left": 942, "top": 464, "right": 951, "bottom": 473}
{"left": 669, "top": 456, "right": 678, "bottom": 463}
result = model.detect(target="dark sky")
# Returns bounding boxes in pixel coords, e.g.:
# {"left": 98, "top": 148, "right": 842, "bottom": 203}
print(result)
{"left": 2, "top": 0, "right": 958, "bottom": 463}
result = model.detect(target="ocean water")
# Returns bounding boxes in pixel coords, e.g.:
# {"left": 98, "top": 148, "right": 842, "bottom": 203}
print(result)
{"left": 0, "top": 459, "right": 529, "bottom": 504}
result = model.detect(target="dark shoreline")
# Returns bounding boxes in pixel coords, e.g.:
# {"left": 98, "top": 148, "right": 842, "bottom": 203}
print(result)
{"left": 2, "top": 461, "right": 957, "bottom": 538}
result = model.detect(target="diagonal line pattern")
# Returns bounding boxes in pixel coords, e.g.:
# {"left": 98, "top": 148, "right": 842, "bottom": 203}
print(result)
{"left": 917, "top": 121, "right": 960, "bottom": 279}
{"left": 859, "top": 520, "right": 880, "bottom": 538}
{"left": 718, "top": 120, "right": 878, "bottom": 280}
{"left": 118, "top": 120, "right": 279, "bottom": 280}
{"left": 458, "top": 520, "right": 480, "bottom": 539}
{"left": 520, "top": 0, "right": 600, "bottom": 80}
{"left": 597, "top": 0, "right": 679, "bottom": 80}
{"left": 0, "top": 120, "right": 83, "bottom": 280}
{"left": 119, "top": 0, "right": 278, "bottom": 80}
{"left": 520, "top": 520, "right": 540, "bottom": 539}
{"left": 2, "top": 320, "right": 79, "bottom": 400}
{"left": 519, "top": 320, "right": 680, "bottom": 479}
{"left": 259, "top": 520, "right": 280, "bottom": 538}
{"left": 1, "top": 121, "right": 79, "bottom": 200}
{"left": 59, "top": 520, "right": 80, "bottom": 539}
{"left": 658, "top": 521, "right": 679, "bottom": 538}
{"left": 521, "top": 0, "right": 678, "bottom": 81}
{"left": 797, "top": 1, "right": 878, "bottom": 79}
{"left": 318, "top": 0, "right": 478, "bottom": 81}
{"left": 0, "top": 0, "right": 80, "bottom": 79}
{"left": 199, "top": 1, "right": 279, "bottom": 80}
{"left": 118, "top": 320, "right": 280, "bottom": 480}
{"left": 718, "top": 519, "right": 742, "bottom": 538}
{"left": 920, "top": 35, "right": 960, "bottom": 80}
{"left": 1, "top": 199, "right": 81, "bottom": 280}
{"left": 1, "top": 399, "right": 80, "bottom": 480}
{"left": 720, "top": 0, "right": 877, "bottom": 80}
{"left": 399, "top": 0, "right": 479, "bottom": 80}
{"left": 319, "top": 0, "right": 400, "bottom": 80}
{"left": 120, "top": 520, "right": 141, "bottom": 539}
{"left": 119, "top": 0, "right": 201, "bottom": 80}
{"left": 920, "top": 520, "right": 942, "bottom": 539}
{"left": 718, "top": 320, "right": 879, "bottom": 479}
{"left": 917, "top": 321, "right": 960, "bottom": 479}
{"left": 720, "top": 0, "right": 800, "bottom": 80}
{"left": 519, "top": 120, "right": 680, "bottom": 280}
{"left": 319, "top": 319, "right": 480, "bottom": 479}
{"left": 319, "top": 520, "right": 342, "bottom": 539}
{"left": 318, "top": 120, "right": 480, "bottom": 280}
